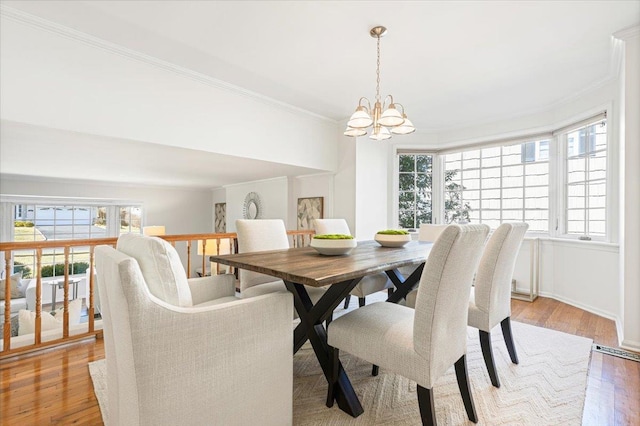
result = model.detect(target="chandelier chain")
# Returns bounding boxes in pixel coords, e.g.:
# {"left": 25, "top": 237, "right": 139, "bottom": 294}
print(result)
{"left": 376, "top": 34, "right": 381, "bottom": 102}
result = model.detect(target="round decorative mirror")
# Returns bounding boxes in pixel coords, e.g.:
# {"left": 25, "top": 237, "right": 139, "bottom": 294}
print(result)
{"left": 243, "top": 192, "right": 263, "bottom": 219}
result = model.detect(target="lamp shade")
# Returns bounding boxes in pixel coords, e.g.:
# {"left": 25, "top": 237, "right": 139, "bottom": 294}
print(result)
{"left": 344, "top": 126, "right": 367, "bottom": 137}
{"left": 378, "top": 104, "right": 405, "bottom": 127}
{"left": 390, "top": 116, "right": 416, "bottom": 135}
{"left": 347, "top": 106, "right": 373, "bottom": 128}
{"left": 197, "top": 238, "right": 231, "bottom": 256}
{"left": 143, "top": 225, "right": 165, "bottom": 236}
{"left": 369, "top": 126, "right": 391, "bottom": 141}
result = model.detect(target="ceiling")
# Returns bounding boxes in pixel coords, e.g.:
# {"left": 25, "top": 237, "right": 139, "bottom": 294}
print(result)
{"left": 1, "top": 1, "right": 639, "bottom": 188}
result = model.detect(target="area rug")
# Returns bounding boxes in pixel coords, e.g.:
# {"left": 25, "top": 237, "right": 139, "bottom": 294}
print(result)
{"left": 89, "top": 319, "right": 592, "bottom": 425}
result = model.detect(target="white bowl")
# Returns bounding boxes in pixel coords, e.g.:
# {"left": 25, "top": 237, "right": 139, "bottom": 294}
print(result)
{"left": 310, "top": 238, "right": 357, "bottom": 255}
{"left": 374, "top": 233, "right": 411, "bottom": 248}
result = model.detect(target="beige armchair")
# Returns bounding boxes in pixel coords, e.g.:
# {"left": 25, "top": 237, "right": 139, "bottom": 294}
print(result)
{"left": 468, "top": 222, "right": 529, "bottom": 388}
{"left": 327, "top": 224, "right": 489, "bottom": 424}
{"left": 96, "top": 233, "right": 293, "bottom": 425}
{"left": 313, "top": 219, "right": 393, "bottom": 308}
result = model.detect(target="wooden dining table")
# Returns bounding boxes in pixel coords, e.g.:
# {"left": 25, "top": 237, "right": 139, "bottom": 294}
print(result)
{"left": 210, "top": 240, "right": 433, "bottom": 418}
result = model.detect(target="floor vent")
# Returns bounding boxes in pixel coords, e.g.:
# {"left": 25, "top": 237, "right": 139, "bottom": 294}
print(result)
{"left": 592, "top": 344, "right": 640, "bottom": 362}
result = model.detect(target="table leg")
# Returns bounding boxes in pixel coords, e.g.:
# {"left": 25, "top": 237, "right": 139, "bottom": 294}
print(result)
{"left": 284, "top": 280, "right": 364, "bottom": 418}
{"left": 51, "top": 283, "right": 57, "bottom": 312}
{"left": 385, "top": 263, "right": 425, "bottom": 303}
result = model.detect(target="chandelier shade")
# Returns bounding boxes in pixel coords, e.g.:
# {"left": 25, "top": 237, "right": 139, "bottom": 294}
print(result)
{"left": 343, "top": 26, "right": 415, "bottom": 140}
{"left": 344, "top": 126, "right": 368, "bottom": 137}
{"left": 347, "top": 106, "right": 373, "bottom": 128}
{"left": 390, "top": 115, "right": 416, "bottom": 135}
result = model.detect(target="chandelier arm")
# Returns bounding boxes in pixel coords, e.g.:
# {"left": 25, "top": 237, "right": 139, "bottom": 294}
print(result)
{"left": 358, "top": 97, "right": 372, "bottom": 112}
{"left": 394, "top": 102, "right": 405, "bottom": 115}
{"left": 383, "top": 94, "right": 394, "bottom": 110}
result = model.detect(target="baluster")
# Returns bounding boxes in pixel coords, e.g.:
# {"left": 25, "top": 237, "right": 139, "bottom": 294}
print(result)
{"left": 3, "top": 250, "right": 12, "bottom": 351}
{"left": 35, "top": 248, "right": 42, "bottom": 345}
{"left": 88, "top": 246, "right": 95, "bottom": 333}
{"left": 63, "top": 247, "right": 70, "bottom": 338}
{"left": 186, "top": 241, "right": 192, "bottom": 278}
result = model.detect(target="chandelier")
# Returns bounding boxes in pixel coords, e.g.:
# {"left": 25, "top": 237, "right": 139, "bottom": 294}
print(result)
{"left": 344, "top": 26, "right": 415, "bottom": 140}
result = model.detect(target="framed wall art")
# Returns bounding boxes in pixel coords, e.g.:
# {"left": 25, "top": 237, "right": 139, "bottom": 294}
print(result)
{"left": 297, "top": 197, "right": 324, "bottom": 230}
{"left": 214, "top": 202, "right": 226, "bottom": 232}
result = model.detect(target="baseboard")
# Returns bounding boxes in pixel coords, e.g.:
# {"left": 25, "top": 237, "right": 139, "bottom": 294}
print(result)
{"left": 538, "top": 291, "right": 618, "bottom": 322}
{"left": 537, "top": 292, "right": 637, "bottom": 350}
{"left": 620, "top": 339, "right": 640, "bottom": 353}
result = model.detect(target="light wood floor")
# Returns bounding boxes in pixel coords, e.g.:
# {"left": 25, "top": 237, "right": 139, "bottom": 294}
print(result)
{"left": 1, "top": 297, "right": 638, "bottom": 425}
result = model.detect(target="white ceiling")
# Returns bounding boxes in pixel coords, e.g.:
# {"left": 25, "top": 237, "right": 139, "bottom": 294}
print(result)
{"left": 1, "top": 0, "right": 639, "bottom": 188}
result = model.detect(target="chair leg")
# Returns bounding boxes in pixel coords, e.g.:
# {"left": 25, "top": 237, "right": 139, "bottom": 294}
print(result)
{"left": 371, "top": 365, "right": 379, "bottom": 376}
{"left": 387, "top": 287, "right": 394, "bottom": 296}
{"left": 326, "top": 346, "right": 340, "bottom": 408}
{"left": 358, "top": 297, "right": 366, "bottom": 307}
{"left": 501, "top": 317, "right": 519, "bottom": 364}
{"left": 417, "top": 385, "right": 437, "bottom": 426}
{"left": 454, "top": 355, "right": 478, "bottom": 423}
{"left": 479, "top": 330, "right": 500, "bottom": 388}
{"left": 343, "top": 295, "right": 351, "bottom": 309}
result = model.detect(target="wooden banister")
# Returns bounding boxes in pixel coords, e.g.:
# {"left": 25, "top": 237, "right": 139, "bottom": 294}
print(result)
{"left": 0, "top": 229, "right": 314, "bottom": 358}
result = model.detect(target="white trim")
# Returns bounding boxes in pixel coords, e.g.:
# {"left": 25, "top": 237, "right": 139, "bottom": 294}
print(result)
{"left": 613, "top": 25, "right": 640, "bottom": 41}
{"left": 222, "top": 175, "right": 288, "bottom": 189}
{"left": 0, "top": 5, "right": 335, "bottom": 125}
{"left": 0, "top": 194, "right": 142, "bottom": 207}
{"left": 542, "top": 237, "right": 619, "bottom": 253}
{"left": 538, "top": 291, "right": 618, "bottom": 323}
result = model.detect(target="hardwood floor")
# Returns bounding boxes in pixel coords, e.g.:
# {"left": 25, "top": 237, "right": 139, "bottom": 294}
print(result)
{"left": 1, "top": 297, "right": 638, "bottom": 425}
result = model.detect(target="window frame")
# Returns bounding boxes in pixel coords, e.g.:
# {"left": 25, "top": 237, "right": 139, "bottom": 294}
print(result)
{"left": 0, "top": 196, "right": 145, "bottom": 275}
{"left": 392, "top": 109, "right": 613, "bottom": 243}
{"left": 556, "top": 115, "right": 609, "bottom": 242}
{"left": 393, "top": 150, "right": 440, "bottom": 229}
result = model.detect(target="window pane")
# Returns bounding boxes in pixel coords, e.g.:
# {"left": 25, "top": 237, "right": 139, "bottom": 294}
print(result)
{"left": 444, "top": 139, "right": 549, "bottom": 231}
{"left": 397, "top": 154, "right": 433, "bottom": 228}
{"left": 399, "top": 155, "right": 415, "bottom": 172}
{"left": 416, "top": 155, "right": 432, "bottom": 173}
{"left": 399, "top": 173, "right": 415, "bottom": 191}
{"left": 565, "top": 118, "right": 607, "bottom": 237}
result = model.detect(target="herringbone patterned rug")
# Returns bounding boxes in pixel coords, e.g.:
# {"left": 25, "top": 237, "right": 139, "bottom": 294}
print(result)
{"left": 90, "top": 310, "right": 592, "bottom": 425}
{"left": 291, "top": 321, "right": 591, "bottom": 425}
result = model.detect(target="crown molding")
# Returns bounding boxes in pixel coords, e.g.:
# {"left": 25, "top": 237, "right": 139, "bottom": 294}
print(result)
{"left": 613, "top": 25, "right": 640, "bottom": 41}
{"left": 0, "top": 5, "right": 336, "bottom": 125}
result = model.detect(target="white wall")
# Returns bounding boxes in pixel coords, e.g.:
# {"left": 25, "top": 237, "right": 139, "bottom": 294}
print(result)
{"left": 537, "top": 240, "right": 620, "bottom": 319}
{"left": 354, "top": 137, "right": 388, "bottom": 240}
{"left": 224, "top": 177, "right": 288, "bottom": 232}
{"left": 0, "top": 15, "right": 338, "bottom": 174}
{"left": 333, "top": 134, "right": 357, "bottom": 232}
{"left": 290, "top": 174, "right": 334, "bottom": 230}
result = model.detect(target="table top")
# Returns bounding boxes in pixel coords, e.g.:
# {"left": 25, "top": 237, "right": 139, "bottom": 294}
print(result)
{"left": 210, "top": 240, "right": 433, "bottom": 287}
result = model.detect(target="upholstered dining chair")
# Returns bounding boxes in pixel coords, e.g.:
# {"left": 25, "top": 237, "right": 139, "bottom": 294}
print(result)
{"left": 235, "top": 219, "right": 326, "bottom": 311}
{"left": 417, "top": 223, "right": 449, "bottom": 242}
{"left": 468, "top": 222, "right": 529, "bottom": 388}
{"left": 96, "top": 233, "right": 293, "bottom": 425}
{"left": 399, "top": 223, "right": 449, "bottom": 303}
{"left": 313, "top": 218, "right": 393, "bottom": 309}
{"left": 327, "top": 224, "right": 490, "bottom": 425}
